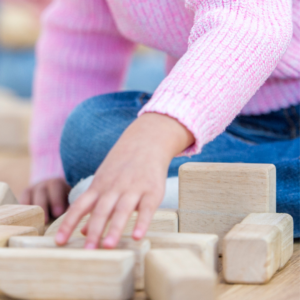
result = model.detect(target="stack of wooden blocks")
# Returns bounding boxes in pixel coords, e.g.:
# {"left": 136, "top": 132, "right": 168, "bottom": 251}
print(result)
{"left": 0, "top": 163, "right": 294, "bottom": 300}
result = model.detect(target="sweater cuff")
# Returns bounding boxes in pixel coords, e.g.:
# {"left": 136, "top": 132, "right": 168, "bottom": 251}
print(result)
{"left": 30, "top": 151, "right": 65, "bottom": 184}
{"left": 138, "top": 88, "right": 224, "bottom": 157}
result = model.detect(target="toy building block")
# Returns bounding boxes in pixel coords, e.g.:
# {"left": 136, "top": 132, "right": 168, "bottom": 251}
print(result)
{"left": 141, "top": 232, "right": 218, "bottom": 271}
{"left": 0, "top": 225, "right": 38, "bottom": 247}
{"left": 223, "top": 223, "right": 281, "bottom": 284}
{"left": 0, "top": 205, "right": 44, "bottom": 235}
{"left": 0, "top": 248, "right": 135, "bottom": 300}
{"left": 179, "top": 163, "right": 276, "bottom": 253}
{"left": 9, "top": 236, "right": 151, "bottom": 290}
{"left": 145, "top": 249, "right": 216, "bottom": 300}
{"left": 0, "top": 182, "right": 18, "bottom": 205}
{"left": 45, "top": 209, "right": 178, "bottom": 237}
{"left": 241, "top": 213, "right": 293, "bottom": 269}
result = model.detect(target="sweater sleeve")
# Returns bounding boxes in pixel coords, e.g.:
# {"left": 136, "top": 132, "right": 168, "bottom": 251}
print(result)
{"left": 138, "top": 0, "right": 293, "bottom": 156}
{"left": 30, "top": 0, "right": 135, "bottom": 184}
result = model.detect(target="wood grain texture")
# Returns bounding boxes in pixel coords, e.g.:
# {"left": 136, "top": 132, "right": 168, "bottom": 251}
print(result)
{"left": 9, "top": 236, "right": 150, "bottom": 290}
{"left": 141, "top": 232, "right": 218, "bottom": 271}
{"left": 0, "top": 226, "right": 38, "bottom": 247}
{"left": 45, "top": 209, "right": 178, "bottom": 237}
{"left": 241, "top": 213, "right": 293, "bottom": 269}
{"left": 179, "top": 163, "right": 276, "bottom": 253}
{"left": 0, "top": 248, "right": 135, "bottom": 300}
{"left": 0, "top": 183, "right": 18, "bottom": 205}
{"left": 223, "top": 224, "right": 281, "bottom": 284}
{"left": 0, "top": 205, "right": 44, "bottom": 235}
{"left": 145, "top": 249, "right": 216, "bottom": 300}
{"left": 0, "top": 243, "right": 298, "bottom": 300}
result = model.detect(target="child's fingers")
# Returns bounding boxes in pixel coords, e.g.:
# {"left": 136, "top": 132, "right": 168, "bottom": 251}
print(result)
{"left": 132, "top": 193, "right": 159, "bottom": 240}
{"left": 102, "top": 194, "right": 140, "bottom": 249}
{"left": 33, "top": 185, "right": 49, "bottom": 224}
{"left": 83, "top": 193, "right": 120, "bottom": 249}
{"left": 48, "top": 180, "right": 68, "bottom": 217}
{"left": 55, "top": 189, "right": 98, "bottom": 245}
{"left": 19, "top": 188, "right": 32, "bottom": 205}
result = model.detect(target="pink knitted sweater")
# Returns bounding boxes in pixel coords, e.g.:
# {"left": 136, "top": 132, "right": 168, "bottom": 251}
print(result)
{"left": 31, "top": 0, "right": 300, "bottom": 184}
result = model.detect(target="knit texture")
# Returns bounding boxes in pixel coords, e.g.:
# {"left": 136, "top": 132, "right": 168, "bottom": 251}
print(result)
{"left": 31, "top": 0, "right": 299, "bottom": 183}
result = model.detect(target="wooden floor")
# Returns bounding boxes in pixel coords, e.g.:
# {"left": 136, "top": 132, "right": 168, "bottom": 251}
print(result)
{"left": 0, "top": 151, "right": 299, "bottom": 300}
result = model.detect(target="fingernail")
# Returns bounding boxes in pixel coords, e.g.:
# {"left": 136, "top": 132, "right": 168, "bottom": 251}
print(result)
{"left": 85, "top": 243, "right": 97, "bottom": 250}
{"left": 103, "top": 237, "right": 115, "bottom": 248}
{"left": 55, "top": 233, "right": 65, "bottom": 244}
{"left": 133, "top": 229, "right": 143, "bottom": 239}
{"left": 53, "top": 206, "right": 63, "bottom": 217}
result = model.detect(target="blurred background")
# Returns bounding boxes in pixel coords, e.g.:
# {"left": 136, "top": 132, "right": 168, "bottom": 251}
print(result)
{"left": 0, "top": 0, "right": 166, "bottom": 198}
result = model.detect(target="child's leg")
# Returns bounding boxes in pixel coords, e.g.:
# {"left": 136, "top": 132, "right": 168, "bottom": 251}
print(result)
{"left": 61, "top": 94, "right": 299, "bottom": 236}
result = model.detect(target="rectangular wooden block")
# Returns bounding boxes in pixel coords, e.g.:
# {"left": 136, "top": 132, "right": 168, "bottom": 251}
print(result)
{"left": 223, "top": 223, "right": 281, "bottom": 284}
{"left": 0, "top": 225, "right": 38, "bottom": 247}
{"left": 241, "top": 213, "right": 293, "bottom": 269}
{"left": 0, "top": 182, "right": 18, "bottom": 205}
{"left": 143, "top": 232, "right": 218, "bottom": 271}
{"left": 145, "top": 249, "right": 216, "bottom": 300}
{"left": 45, "top": 209, "right": 178, "bottom": 237}
{"left": 0, "top": 205, "right": 44, "bottom": 235}
{"left": 9, "top": 236, "right": 150, "bottom": 290}
{"left": 0, "top": 248, "right": 135, "bottom": 300}
{"left": 179, "top": 163, "right": 276, "bottom": 253}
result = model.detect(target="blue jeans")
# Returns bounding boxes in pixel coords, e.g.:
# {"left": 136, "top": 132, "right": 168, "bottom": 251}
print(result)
{"left": 60, "top": 91, "right": 300, "bottom": 237}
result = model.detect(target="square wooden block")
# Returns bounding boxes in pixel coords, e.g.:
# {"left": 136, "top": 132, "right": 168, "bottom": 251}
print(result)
{"left": 0, "top": 182, "right": 18, "bottom": 205}
{"left": 0, "top": 205, "right": 44, "bottom": 235}
{"left": 223, "top": 224, "right": 281, "bottom": 284}
{"left": 179, "top": 163, "right": 276, "bottom": 253}
{"left": 145, "top": 249, "right": 216, "bottom": 300}
{"left": 143, "top": 232, "right": 218, "bottom": 271}
{"left": 241, "top": 213, "right": 293, "bottom": 269}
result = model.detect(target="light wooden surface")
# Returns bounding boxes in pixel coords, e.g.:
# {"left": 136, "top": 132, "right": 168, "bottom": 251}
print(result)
{"left": 145, "top": 249, "right": 216, "bottom": 300}
{"left": 0, "top": 183, "right": 18, "bottom": 206}
{"left": 141, "top": 232, "right": 218, "bottom": 271}
{"left": 0, "top": 205, "right": 45, "bottom": 235}
{"left": 0, "top": 248, "right": 135, "bottom": 300}
{"left": 223, "top": 224, "right": 281, "bottom": 284}
{"left": 45, "top": 209, "right": 178, "bottom": 237}
{"left": 9, "top": 236, "right": 150, "bottom": 291}
{"left": 241, "top": 213, "right": 293, "bottom": 269}
{"left": 0, "top": 225, "right": 38, "bottom": 247}
{"left": 179, "top": 163, "right": 276, "bottom": 253}
{"left": 0, "top": 242, "right": 298, "bottom": 300}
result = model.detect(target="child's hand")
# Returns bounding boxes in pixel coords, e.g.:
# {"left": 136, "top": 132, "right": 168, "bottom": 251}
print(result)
{"left": 20, "top": 178, "right": 70, "bottom": 223}
{"left": 55, "top": 113, "right": 194, "bottom": 249}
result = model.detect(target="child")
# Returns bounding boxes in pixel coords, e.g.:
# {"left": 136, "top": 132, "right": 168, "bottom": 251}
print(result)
{"left": 20, "top": 0, "right": 299, "bottom": 249}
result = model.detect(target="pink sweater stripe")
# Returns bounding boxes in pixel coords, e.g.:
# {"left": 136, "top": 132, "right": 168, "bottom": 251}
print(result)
{"left": 31, "top": 0, "right": 299, "bottom": 183}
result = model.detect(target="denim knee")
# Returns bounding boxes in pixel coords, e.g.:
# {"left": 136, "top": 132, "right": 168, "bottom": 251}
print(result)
{"left": 60, "top": 93, "right": 142, "bottom": 187}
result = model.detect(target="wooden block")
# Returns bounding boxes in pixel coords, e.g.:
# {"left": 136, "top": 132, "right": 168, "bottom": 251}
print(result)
{"left": 45, "top": 209, "right": 178, "bottom": 237}
{"left": 142, "top": 232, "right": 218, "bottom": 271}
{"left": 241, "top": 213, "right": 293, "bottom": 269}
{"left": 0, "top": 205, "right": 44, "bottom": 235}
{"left": 223, "top": 223, "right": 281, "bottom": 284}
{"left": 0, "top": 182, "right": 18, "bottom": 205}
{"left": 145, "top": 249, "right": 216, "bottom": 300}
{"left": 0, "top": 225, "right": 38, "bottom": 247}
{"left": 9, "top": 236, "right": 151, "bottom": 290}
{"left": 0, "top": 248, "right": 135, "bottom": 300}
{"left": 179, "top": 163, "right": 276, "bottom": 253}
